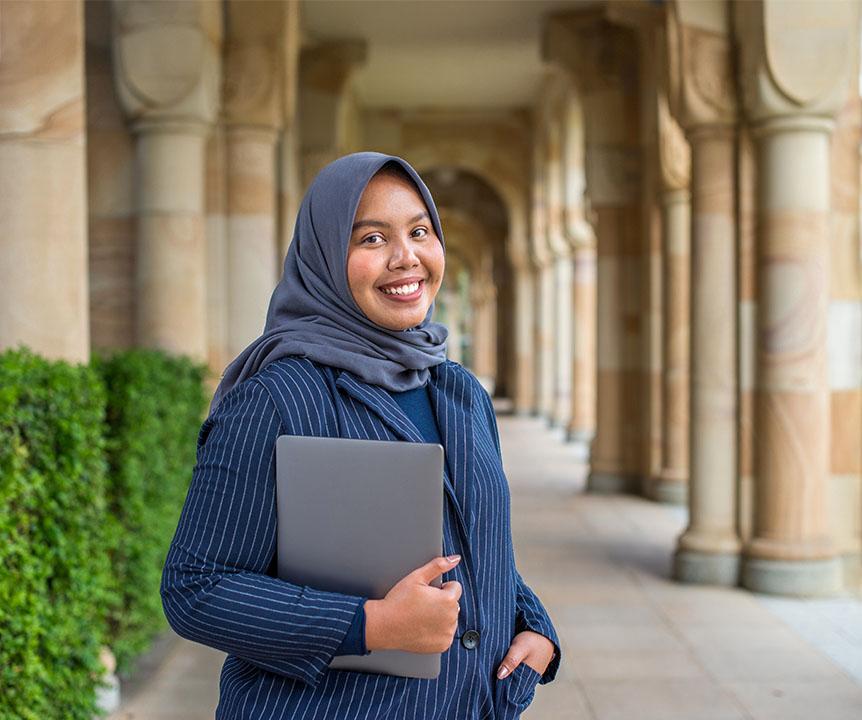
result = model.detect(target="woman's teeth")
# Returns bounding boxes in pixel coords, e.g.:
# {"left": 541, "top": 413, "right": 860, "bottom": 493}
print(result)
{"left": 380, "top": 281, "right": 420, "bottom": 296}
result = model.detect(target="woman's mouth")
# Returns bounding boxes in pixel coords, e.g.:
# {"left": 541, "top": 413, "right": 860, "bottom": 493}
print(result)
{"left": 378, "top": 279, "right": 424, "bottom": 302}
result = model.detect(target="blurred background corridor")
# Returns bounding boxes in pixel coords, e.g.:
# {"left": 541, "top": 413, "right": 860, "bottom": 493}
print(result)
{"left": 1, "top": 0, "right": 861, "bottom": 718}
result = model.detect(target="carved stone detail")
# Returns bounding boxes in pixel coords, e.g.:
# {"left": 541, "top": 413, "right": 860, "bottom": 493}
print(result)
{"left": 764, "top": 0, "right": 856, "bottom": 106}
{"left": 223, "top": 42, "right": 279, "bottom": 128}
{"left": 735, "top": 0, "right": 859, "bottom": 123}
{"left": 111, "top": 0, "right": 221, "bottom": 127}
{"left": 658, "top": 91, "right": 691, "bottom": 191}
{"left": 665, "top": 1, "right": 736, "bottom": 130}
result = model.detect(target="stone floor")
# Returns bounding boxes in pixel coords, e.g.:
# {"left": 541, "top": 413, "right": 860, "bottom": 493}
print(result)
{"left": 109, "top": 413, "right": 862, "bottom": 720}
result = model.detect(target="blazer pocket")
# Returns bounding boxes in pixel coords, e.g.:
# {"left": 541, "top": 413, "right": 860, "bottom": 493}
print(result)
{"left": 501, "top": 662, "right": 541, "bottom": 710}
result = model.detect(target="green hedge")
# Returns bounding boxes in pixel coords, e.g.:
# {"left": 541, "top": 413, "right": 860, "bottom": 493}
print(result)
{"left": 0, "top": 346, "right": 208, "bottom": 718}
{"left": 95, "top": 349, "right": 208, "bottom": 673}
{"left": 0, "top": 348, "right": 112, "bottom": 720}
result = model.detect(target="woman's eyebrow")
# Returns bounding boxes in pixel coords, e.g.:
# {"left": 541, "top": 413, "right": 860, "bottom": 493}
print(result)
{"left": 352, "top": 212, "right": 429, "bottom": 232}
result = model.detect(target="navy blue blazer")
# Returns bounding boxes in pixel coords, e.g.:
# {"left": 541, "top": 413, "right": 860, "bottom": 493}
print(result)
{"left": 161, "top": 357, "right": 561, "bottom": 719}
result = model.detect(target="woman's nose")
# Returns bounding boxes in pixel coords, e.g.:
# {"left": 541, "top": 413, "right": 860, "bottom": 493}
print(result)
{"left": 388, "top": 238, "right": 420, "bottom": 269}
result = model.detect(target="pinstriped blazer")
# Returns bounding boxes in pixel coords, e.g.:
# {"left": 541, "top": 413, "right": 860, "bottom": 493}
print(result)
{"left": 161, "top": 357, "right": 561, "bottom": 720}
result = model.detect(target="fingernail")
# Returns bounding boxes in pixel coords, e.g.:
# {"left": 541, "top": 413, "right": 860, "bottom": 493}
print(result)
{"left": 497, "top": 666, "right": 509, "bottom": 679}
{"left": 447, "top": 554, "right": 461, "bottom": 563}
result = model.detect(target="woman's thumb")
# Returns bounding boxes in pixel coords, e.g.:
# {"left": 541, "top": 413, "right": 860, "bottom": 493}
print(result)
{"left": 415, "top": 555, "right": 461, "bottom": 584}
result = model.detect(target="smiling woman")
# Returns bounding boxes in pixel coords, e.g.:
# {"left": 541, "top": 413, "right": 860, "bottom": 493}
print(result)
{"left": 347, "top": 163, "right": 445, "bottom": 331}
{"left": 160, "top": 152, "right": 561, "bottom": 720}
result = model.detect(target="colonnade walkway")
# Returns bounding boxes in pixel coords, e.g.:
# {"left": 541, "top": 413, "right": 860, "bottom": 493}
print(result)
{"left": 109, "top": 412, "right": 862, "bottom": 720}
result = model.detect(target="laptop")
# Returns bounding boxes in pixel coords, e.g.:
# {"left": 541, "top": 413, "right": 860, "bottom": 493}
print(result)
{"left": 275, "top": 434, "right": 445, "bottom": 678}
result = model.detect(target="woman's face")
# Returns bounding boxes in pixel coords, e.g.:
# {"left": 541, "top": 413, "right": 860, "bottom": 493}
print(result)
{"left": 347, "top": 171, "right": 445, "bottom": 331}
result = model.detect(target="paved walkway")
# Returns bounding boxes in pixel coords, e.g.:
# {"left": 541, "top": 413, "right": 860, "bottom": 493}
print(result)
{"left": 109, "top": 413, "right": 862, "bottom": 720}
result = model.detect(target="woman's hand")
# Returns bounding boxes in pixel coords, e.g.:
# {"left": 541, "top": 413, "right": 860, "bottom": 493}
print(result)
{"left": 365, "top": 555, "right": 462, "bottom": 653}
{"left": 496, "top": 630, "right": 555, "bottom": 678}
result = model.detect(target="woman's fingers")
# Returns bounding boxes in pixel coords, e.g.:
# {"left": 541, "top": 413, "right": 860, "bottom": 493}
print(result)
{"left": 440, "top": 579, "right": 462, "bottom": 601}
{"left": 496, "top": 648, "right": 527, "bottom": 679}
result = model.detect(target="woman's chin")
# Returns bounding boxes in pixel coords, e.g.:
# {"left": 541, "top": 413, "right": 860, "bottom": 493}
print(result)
{"left": 371, "top": 308, "right": 429, "bottom": 332}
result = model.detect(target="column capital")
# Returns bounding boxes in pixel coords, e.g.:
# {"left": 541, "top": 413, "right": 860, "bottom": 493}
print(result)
{"left": 223, "top": 0, "right": 286, "bottom": 131}
{"left": 111, "top": 0, "right": 221, "bottom": 130}
{"left": 543, "top": 10, "right": 637, "bottom": 93}
{"left": 665, "top": 0, "right": 736, "bottom": 133}
{"left": 300, "top": 39, "right": 367, "bottom": 95}
{"left": 657, "top": 89, "right": 691, "bottom": 192}
{"left": 734, "top": 0, "right": 859, "bottom": 128}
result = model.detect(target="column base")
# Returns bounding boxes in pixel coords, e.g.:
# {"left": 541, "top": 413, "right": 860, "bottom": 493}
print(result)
{"left": 587, "top": 471, "right": 641, "bottom": 494}
{"left": 644, "top": 473, "right": 688, "bottom": 505}
{"left": 674, "top": 549, "right": 740, "bottom": 586}
{"left": 839, "top": 552, "right": 861, "bottom": 591}
{"left": 741, "top": 556, "right": 843, "bottom": 597}
{"left": 565, "top": 430, "right": 593, "bottom": 462}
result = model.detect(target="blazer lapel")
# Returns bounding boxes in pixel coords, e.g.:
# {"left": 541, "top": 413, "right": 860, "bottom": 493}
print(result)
{"left": 334, "top": 368, "right": 472, "bottom": 540}
{"left": 334, "top": 371, "right": 425, "bottom": 443}
{"left": 426, "top": 362, "right": 475, "bottom": 536}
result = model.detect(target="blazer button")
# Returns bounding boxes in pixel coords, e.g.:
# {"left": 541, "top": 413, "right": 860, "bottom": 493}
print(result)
{"left": 461, "top": 629, "right": 480, "bottom": 650}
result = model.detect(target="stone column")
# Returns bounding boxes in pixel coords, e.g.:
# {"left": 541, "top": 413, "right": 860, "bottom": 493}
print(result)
{"left": 530, "top": 114, "right": 557, "bottom": 419}
{"left": 0, "top": 0, "right": 90, "bottom": 362}
{"left": 546, "top": 12, "right": 645, "bottom": 492}
{"left": 471, "top": 276, "right": 498, "bottom": 391}
{"left": 112, "top": 0, "right": 221, "bottom": 361}
{"left": 560, "top": 84, "right": 597, "bottom": 459}
{"left": 666, "top": 0, "right": 741, "bottom": 584}
{"left": 543, "top": 72, "right": 576, "bottom": 429}
{"left": 735, "top": 0, "right": 859, "bottom": 595}
{"left": 299, "top": 40, "right": 367, "bottom": 188}
{"left": 645, "top": 63, "right": 692, "bottom": 505}
{"left": 279, "top": 0, "right": 302, "bottom": 258}
{"left": 86, "top": 0, "right": 136, "bottom": 354}
{"left": 828, "top": 83, "right": 862, "bottom": 588}
{"left": 534, "top": 261, "right": 556, "bottom": 418}
{"left": 223, "top": 0, "right": 284, "bottom": 357}
{"left": 205, "top": 125, "right": 229, "bottom": 385}
{"left": 512, "top": 257, "right": 537, "bottom": 415}
{"left": 445, "top": 288, "right": 464, "bottom": 365}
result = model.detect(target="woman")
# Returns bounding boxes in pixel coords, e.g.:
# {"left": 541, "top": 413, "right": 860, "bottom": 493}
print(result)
{"left": 161, "top": 152, "right": 561, "bottom": 719}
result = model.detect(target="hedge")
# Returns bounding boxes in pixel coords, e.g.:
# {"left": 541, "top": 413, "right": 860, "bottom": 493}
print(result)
{"left": 0, "top": 346, "right": 209, "bottom": 718}
{"left": 0, "top": 348, "right": 112, "bottom": 720}
{"left": 94, "top": 349, "right": 208, "bottom": 672}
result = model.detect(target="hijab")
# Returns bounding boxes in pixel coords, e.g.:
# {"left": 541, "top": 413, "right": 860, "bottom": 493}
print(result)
{"left": 207, "top": 152, "right": 448, "bottom": 417}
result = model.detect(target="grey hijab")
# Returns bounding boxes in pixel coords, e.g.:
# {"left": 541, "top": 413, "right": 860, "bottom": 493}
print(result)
{"left": 208, "top": 152, "right": 448, "bottom": 417}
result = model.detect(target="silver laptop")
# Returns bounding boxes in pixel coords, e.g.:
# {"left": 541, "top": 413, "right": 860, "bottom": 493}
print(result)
{"left": 275, "top": 435, "right": 445, "bottom": 678}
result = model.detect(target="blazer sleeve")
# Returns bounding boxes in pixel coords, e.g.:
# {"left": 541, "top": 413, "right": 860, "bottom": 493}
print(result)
{"left": 160, "top": 378, "right": 366, "bottom": 688}
{"left": 513, "top": 568, "right": 562, "bottom": 684}
{"left": 475, "top": 380, "right": 562, "bottom": 685}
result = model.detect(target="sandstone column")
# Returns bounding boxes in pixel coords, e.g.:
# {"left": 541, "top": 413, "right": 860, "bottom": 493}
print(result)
{"left": 86, "top": 0, "right": 136, "bottom": 354}
{"left": 279, "top": 0, "right": 302, "bottom": 258}
{"left": 560, "top": 83, "right": 597, "bottom": 460}
{"left": 828, "top": 83, "right": 862, "bottom": 588}
{"left": 546, "top": 12, "right": 645, "bottom": 492}
{"left": 223, "top": 0, "right": 284, "bottom": 357}
{"left": 736, "top": 0, "right": 858, "bottom": 595}
{"left": 543, "top": 72, "right": 576, "bottom": 429}
{"left": 646, "top": 69, "right": 692, "bottom": 505}
{"left": 205, "top": 124, "right": 229, "bottom": 387}
{"left": 299, "top": 41, "right": 367, "bottom": 188}
{"left": 530, "top": 118, "right": 556, "bottom": 419}
{"left": 0, "top": 0, "right": 90, "bottom": 362}
{"left": 112, "top": 0, "right": 221, "bottom": 361}
{"left": 444, "top": 286, "right": 464, "bottom": 365}
{"left": 666, "top": 0, "right": 741, "bottom": 584}
{"left": 512, "top": 255, "right": 537, "bottom": 415}
{"left": 471, "top": 266, "right": 498, "bottom": 391}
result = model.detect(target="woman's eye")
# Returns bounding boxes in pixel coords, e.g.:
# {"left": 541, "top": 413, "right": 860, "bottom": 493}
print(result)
{"left": 412, "top": 227, "right": 428, "bottom": 238}
{"left": 362, "top": 234, "right": 385, "bottom": 245}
